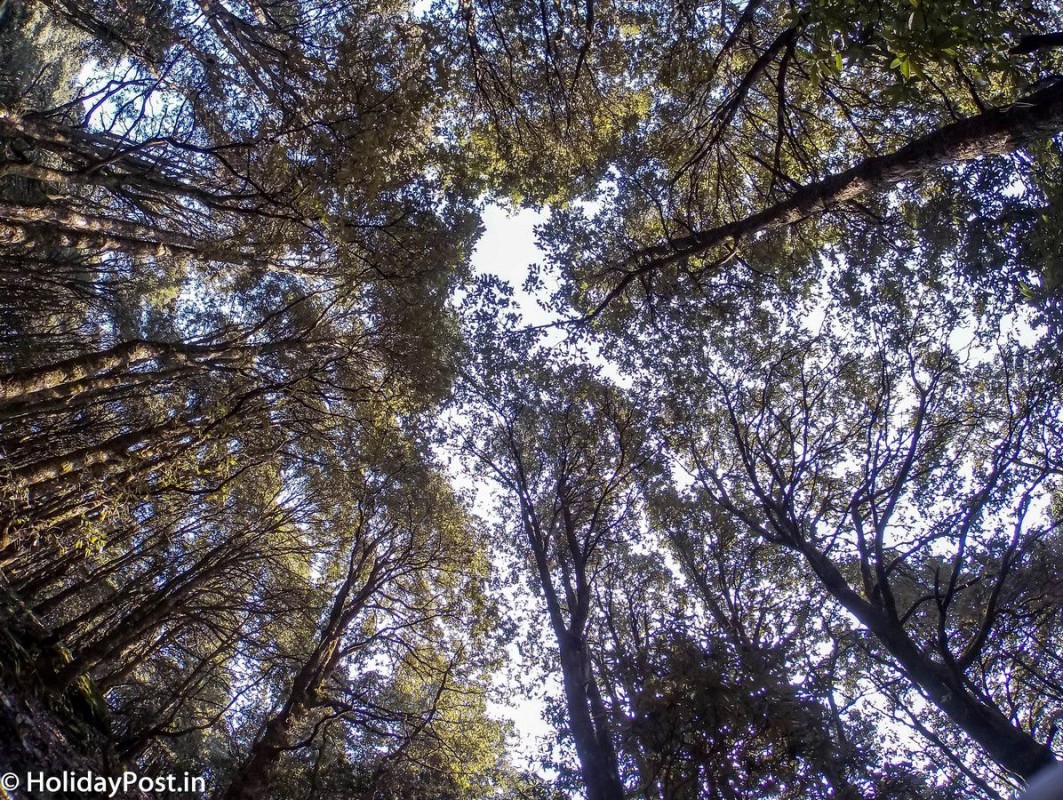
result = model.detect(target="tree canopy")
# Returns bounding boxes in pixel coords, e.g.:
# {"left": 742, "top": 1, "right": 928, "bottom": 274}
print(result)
{"left": 1, "top": 0, "right": 1061, "bottom": 798}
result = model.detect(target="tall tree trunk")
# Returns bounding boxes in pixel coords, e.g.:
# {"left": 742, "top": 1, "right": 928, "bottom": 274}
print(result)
{"left": 222, "top": 669, "right": 312, "bottom": 800}
{"left": 49, "top": 558, "right": 227, "bottom": 691}
{"left": 0, "top": 337, "right": 285, "bottom": 406}
{"left": 0, "top": 366, "right": 193, "bottom": 422}
{"left": 10, "top": 415, "right": 192, "bottom": 489}
{"left": 556, "top": 635, "right": 626, "bottom": 800}
{"left": 221, "top": 547, "right": 382, "bottom": 800}
{"left": 0, "top": 201, "right": 278, "bottom": 270}
{"left": 0, "top": 340, "right": 171, "bottom": 404}
{"left": 522, "top": 495, "right": 626, "bottom": 800}
{"left": 800, "top": 546, "right": 1057, "bottom": 781}
{"left": 594, "top": 82, "right": 1063, "bottom": 316}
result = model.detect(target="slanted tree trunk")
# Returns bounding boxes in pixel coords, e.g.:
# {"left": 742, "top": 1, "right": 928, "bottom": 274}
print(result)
{"left": 0, "top": 340, "right": 172, "bottom": 404}
{"left": 593, "top": 82, "right": 1063, "bottom": 316}
{"left": 796, "top": 545, "right": 1057, "bottom": 782}
{"left": 47, "top": 539, "right": 242, "bottom": 691}
{"left": 0, "top": 336, "right": 289, "bottom": 406}
{"left": 222, "top": 666, "right": 314, "bottom": 800}
{"left": 10, "top": 416, "right": 192, "bottom": 489}
{"left": 222, "top": 544, "right": 384, "bottom": 800}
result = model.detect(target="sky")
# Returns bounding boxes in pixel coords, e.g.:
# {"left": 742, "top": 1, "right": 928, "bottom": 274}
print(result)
{"left": 471, "top": 204, "right": 545, "bottom": 290}
{"left": 470, "top": 203, "right": 556, "bottom": 327}
{"left": 465, "top": 203, "right": 557, "bottom": 768}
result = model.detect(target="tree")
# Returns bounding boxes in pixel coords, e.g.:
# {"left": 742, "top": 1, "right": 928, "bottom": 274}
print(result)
{"left": 652, "top": 300, "right": 1061, "bottom": 783}
{"left": 461, "top": 313, "right": 652, "bottom": 800}
{"left": 1, "top": 4, "right": 496, "bottom": 797}
{"left": 507, "top": 0, "right": 1063, "bottom": 325}
{"left": 4, "top": 0, "right": 1063, "bottom": 797}
{"left": 221, "top": 420, "right": 492, "bottom": 800}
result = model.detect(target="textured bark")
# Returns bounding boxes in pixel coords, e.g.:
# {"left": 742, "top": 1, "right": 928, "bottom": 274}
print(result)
{"left": 10, "top": 416, "right": 190, "bottom": 489}
{"left": 0, "top": 112, "right": 264, "bottom": 212}
{"left": 0, "top": 201, "right": 206, "bottom": 252}
{"left": 0, "top": 201, "right": 276, "bottom": 269}
{"left": 0, "top": 338, "right": 288, "bottom": 406}
{"left": 0, "top": 367, "right": 190, "bottom": 422}
{"left": 221, "top": 546, "right": 382, "bottom": 800}
{"left": 0, "top": 340, "right": 170, "bottom": 404}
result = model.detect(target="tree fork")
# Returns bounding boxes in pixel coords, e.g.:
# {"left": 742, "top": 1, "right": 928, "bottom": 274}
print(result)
{"left": 798, "top": 544, "right": 1057, "bottom": 781}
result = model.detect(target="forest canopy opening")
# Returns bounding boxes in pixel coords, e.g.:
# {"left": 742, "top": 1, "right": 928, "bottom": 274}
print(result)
{"left": 0, "top": 1, "right": 1061, "bottom": 798}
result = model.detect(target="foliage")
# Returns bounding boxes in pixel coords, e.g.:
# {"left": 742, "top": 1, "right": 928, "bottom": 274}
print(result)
{"left": 2, "top": 0, "right": 1062, "bottom": 798}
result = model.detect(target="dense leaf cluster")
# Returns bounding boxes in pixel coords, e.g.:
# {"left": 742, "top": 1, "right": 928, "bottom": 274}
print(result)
{"left": 0, "top": 0, "right": 1060, "bottom": 798}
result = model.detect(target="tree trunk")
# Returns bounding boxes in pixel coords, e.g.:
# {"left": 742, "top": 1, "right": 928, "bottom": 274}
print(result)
{"left": 10, "top": 416, "right": 190, "bottom": 489}
{"left": 0, "top": 340, "right": 171, "bottom": 404}
{"left": 800, "top": 545, "right": 1057, "bottom": 781}
{"left": 597, "top": 82, "right": 1063, "bottom": 314}
{"left": 221, "top": 547, "right": 382, "bottom": 800}
{"left": 0, "top": 366, "right": 192, "bottom": 422}
{"left": 0, "top": 201, "right": 276, "bottom": 270}
{"left": 522, "top": 498, "right": 626, "bottom": 800}
{"left": 0, "top": 337, "right": 294, "bottom": 406}
{"left": 556, "top": 633, "right": 626, "bottom": 800}
{"left": 222, "top": 673, "right": 311, "bottom": 800}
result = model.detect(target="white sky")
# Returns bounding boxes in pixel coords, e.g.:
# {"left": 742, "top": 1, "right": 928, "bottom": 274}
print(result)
{"left": 472, "top": 204, "right": 553, "bottom": 326}
{"left": 467, "top": 203, "right": 557, "bottom": 770}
